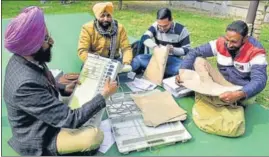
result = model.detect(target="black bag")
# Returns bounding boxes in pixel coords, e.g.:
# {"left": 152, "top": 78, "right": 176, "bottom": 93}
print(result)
{"left": 131, "top": 40, "right": 149, "bottom": 57}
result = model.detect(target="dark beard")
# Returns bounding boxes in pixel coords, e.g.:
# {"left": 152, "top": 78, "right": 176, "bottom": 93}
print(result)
{"left": 32, "top": 44, "right": 52, "bottom": 63}
{"left": 98, "top": 20, "right": 111, "bottom": 30}
{"left": 225, "top": 43, "right": 241, "bottom": 59}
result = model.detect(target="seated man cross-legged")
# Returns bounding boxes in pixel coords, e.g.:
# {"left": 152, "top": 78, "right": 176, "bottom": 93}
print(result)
{"left": 176, "top": 20, "right": 267, "bottom": 137}
{"left": 131, "top": 8, "right": 191, "bottom": 77}
{"left": 77, "top": 2, "right": 133, "bottom": 67}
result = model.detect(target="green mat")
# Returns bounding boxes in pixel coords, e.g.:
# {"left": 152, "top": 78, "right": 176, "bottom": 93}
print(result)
{"left": 2, "top": 13, "right": 269, "bottom": 156}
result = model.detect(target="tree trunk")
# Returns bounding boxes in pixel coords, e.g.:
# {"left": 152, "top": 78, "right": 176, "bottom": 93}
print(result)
{"left": 246, "top": 1, "right": 259, "bottom": 36}
{"left": 169, "top": 0, "right": 172, "bottom": 6}
{"left": 118, "top": 0, "right": 122, "bottom": 10}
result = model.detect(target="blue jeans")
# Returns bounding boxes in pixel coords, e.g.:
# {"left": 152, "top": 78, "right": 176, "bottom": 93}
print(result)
{"left": 131, "top": 54, "right": 182, "bottom": 77}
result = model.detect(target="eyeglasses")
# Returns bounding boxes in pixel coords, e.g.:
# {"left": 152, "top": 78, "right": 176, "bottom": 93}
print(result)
{"left": 44, "top": 33, "right": 52, "bottom": 43}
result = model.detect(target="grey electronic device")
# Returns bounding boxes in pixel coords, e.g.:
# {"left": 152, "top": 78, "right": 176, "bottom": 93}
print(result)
{"left": 105, "top": 92, "right": 192, "bottom": 154}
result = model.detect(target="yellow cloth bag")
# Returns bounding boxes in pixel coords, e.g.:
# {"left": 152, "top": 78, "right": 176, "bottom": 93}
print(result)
{"left": 192, "top": 93, "right": 245, "bottom": 137}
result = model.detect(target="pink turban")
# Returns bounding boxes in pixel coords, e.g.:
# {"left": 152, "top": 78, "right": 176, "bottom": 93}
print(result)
{"left": 4, "top": 6, "right": 46, "bottom": 56}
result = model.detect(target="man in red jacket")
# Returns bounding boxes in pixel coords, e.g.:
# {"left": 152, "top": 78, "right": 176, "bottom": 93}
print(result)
{"left": 177, "top": 20, "right": 267, "bottom": 105}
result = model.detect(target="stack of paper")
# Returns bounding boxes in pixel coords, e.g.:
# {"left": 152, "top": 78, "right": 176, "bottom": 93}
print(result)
{"left": 98, "top": 119, "right": 115, "bottom": 154}
{"left": 162, "top": 76, "right": 193, "bottom": 98}
{"left": 126, "top": 78, "right": 157, "bottom": 92}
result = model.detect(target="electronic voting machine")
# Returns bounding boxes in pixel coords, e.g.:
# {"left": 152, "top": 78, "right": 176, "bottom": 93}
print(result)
{"left": 68, "top": 53, "right": 121, "bottom": 126}
{"left": 106, "top": 92, "right": 192, "bottom": 154}
{"left": 68, "top": 54, "right": 192, "bottom": 154}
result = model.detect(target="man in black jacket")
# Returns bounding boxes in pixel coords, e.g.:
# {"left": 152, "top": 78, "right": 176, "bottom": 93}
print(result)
{"left": 4, "top": 6, "right": 118, "bottom": 156}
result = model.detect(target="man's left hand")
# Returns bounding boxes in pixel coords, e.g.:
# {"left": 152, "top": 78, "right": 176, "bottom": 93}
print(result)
{"left": 65, "top": 80, "right": 81, "bottom": 94}
{"left": 219, "top": 91, "right": 246, "bottom": 103}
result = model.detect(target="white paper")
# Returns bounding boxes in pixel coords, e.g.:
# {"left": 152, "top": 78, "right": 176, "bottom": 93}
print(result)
{"left": 126, "top": 78, "right": 157, "bottom": 92}
{"left": 126, "top": 84, "right": 144, "bottom": 92}
{"left": 98, "top": 119, "right": 115, "bottom": 153}
{"left": 50, "top": 69, "right": 63, "bottom": 78}
{"left": 162, "top": 76, "right": 181, "bottom": 91}
{"left": 162, "top": 76, "right": 193, "bottom": 98}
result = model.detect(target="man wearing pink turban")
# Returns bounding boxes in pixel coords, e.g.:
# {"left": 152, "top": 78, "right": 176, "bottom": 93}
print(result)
{"left": 4, "top": 6, "right": 117, "bottom": 156}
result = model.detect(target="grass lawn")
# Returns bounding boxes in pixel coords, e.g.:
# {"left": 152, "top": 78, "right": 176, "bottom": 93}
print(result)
{"left": 2, "top": 1, "right": 269, "bottom": 108}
